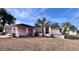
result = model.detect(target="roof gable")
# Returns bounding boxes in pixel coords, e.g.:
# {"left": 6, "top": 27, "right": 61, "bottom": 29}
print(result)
{"left": 15, "top": 24, "right": 35, "bottom": 28}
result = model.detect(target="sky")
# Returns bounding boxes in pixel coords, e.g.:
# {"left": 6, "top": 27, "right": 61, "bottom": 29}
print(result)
{"left": 5, "top": 8, "right": 79, "bottom": 29}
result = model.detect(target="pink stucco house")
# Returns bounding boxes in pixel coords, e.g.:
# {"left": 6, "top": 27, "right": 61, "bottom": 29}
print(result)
{"left": 5, "top": 23, "right": 63, "bottom": 38}
{"left": 5, "top": 24, "right": 36, "bottom": 37}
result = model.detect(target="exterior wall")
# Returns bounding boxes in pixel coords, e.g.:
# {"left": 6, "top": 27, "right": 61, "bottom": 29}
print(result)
{"left": 12, "top": 26, "right": 26, "bottom": 37}
{"left": 12, "top": 26, "right": 35, "bottom": 37}
{"left": 26, "top": 28, "right": 29, "bottom": 36}
{"left": 15, "top": 27, "right": 19, "bottom": 37}
{"left": 51, "top": 28, "right": 64, "bottom": 39}
{"left": 43, "top": 27, "right": 61, "bottom": 36}
{"left": 17, "top": 26, "right": 27, "bottom": 37}
{"left": 12, "top": 26, "right": 16, "bottom": 34}
{"left": 5, "top": 24, "right": 35, "bottom": 37}
{"left": 33, "top": 29, "right": 36, "bottom": 36}
{"left": 51, "top": 28, "right": 61, "bottom": 35}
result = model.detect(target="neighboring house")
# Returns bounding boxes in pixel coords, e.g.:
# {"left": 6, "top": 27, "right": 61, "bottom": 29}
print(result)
{"left": 62, "top": 28, "right": 77, "bottom": 35}
{"left": 68, "top": 30, "right": 77, "bottom": 35}
{"left": 5, "top": 24, "right": 35, "bottom": 37}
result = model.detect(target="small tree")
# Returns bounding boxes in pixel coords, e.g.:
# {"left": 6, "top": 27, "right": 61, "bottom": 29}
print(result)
{"left": 0, "top": 8, "right": 16, "bottom": 34}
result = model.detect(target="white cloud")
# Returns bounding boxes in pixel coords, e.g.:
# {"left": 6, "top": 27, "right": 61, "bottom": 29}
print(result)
{"left": 6, "top": 8, "right": 47, "bottom": 25}
{"left": 15, "top": 20, "right": 22, "bottom": 24}
{"left": 35, "top": 8, "right": 47, "bottom": 16}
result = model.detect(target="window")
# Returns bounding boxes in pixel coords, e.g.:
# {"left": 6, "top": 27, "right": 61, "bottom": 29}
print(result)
{"left": 38, "top": 28, "right": 42, "bottom": 33}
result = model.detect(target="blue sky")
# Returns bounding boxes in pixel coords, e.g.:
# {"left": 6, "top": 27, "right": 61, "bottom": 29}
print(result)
{"left": 5, "top": 8, "right": 79, "bottom": 29}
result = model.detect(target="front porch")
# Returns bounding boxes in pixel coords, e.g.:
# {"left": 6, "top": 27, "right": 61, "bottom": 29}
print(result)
{"left": 43, "top": 27, "right": 64, "bottom": 39}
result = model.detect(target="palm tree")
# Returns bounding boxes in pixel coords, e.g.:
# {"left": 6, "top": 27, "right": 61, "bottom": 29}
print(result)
{"left": 51, "top": 23, "right": 60, "bottom": 28}
{"left": 0, "top": 8, "right": 16, "bottom": 34}
{"left": 35, "top": 17, "right": 46, "bottom": 36}
{"left": 62, "top": 22, "right": 71, "bottom": 35}
{"left": 45, "top": 21, "right": 51, "bottom": 27}
{"left": 44, "top": 21, "right": 51, "bottom": 34}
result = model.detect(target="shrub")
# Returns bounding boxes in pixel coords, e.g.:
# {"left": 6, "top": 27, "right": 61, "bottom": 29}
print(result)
{"left": 12, "top": 33, "right": 16, "bottom": 37}
{"left": 65, "top": 35, "right": 79, "bottom": 39}
{"left": 34, "top": 31, "right": 39, "bottom": 36}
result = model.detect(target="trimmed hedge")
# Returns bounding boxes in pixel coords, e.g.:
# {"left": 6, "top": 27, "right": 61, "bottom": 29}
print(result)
{"left": 65, "top": 35, "right": 79, "bottom": 39}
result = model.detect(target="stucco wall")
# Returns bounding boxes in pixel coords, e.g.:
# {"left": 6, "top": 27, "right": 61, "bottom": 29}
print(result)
{"left": 17, "top": 26, "right": 27, "bottom": 36}
{"left": 12, "top": 26, "right": 35, "bottom": 37}
{"left": 15, "top": 27, "right": 19, "bottom": 37}
{"left": 51, "top": 28, "right": 61, "bottom": 35}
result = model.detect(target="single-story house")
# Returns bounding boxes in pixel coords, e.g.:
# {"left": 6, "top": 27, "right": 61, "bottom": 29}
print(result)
{"left": 5, "top": 24, "right": 36, "bottom": 37}
{"left": 4, "top": 23, "right": 64, "bottom": 38}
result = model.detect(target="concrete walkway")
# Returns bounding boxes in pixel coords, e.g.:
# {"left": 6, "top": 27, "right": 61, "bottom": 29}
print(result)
{"left": 0, "top": 35, "right": 12, "bottom": 38}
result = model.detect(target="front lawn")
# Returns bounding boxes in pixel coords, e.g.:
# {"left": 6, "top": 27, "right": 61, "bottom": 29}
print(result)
{"left": 0, "top": 37, "right": 79, "bottom": 51}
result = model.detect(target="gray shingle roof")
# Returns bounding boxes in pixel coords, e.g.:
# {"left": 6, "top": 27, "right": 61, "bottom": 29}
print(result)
{"left": 15, "top": 24, "right": 35, "bottom": 28}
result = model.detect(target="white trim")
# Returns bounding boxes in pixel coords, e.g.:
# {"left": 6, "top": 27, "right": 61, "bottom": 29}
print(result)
{"left": 15, "top": 27, "right": 19, "bottom": 37}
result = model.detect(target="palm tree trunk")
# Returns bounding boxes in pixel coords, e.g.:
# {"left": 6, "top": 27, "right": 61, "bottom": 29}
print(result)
{"left": 42, "top": 24, "right": 44, "bottom": 37}
{"left": 2, "top": 26, "right": 5, "bottom": 35}
{"left": 68, "top": 30, "right": 69, "bottom": 35}
{"left": 2, "top": 22, "right": 6, "bottom": 35}
{"left": 62, "top": 29, "right": 66, "bottom": 35}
